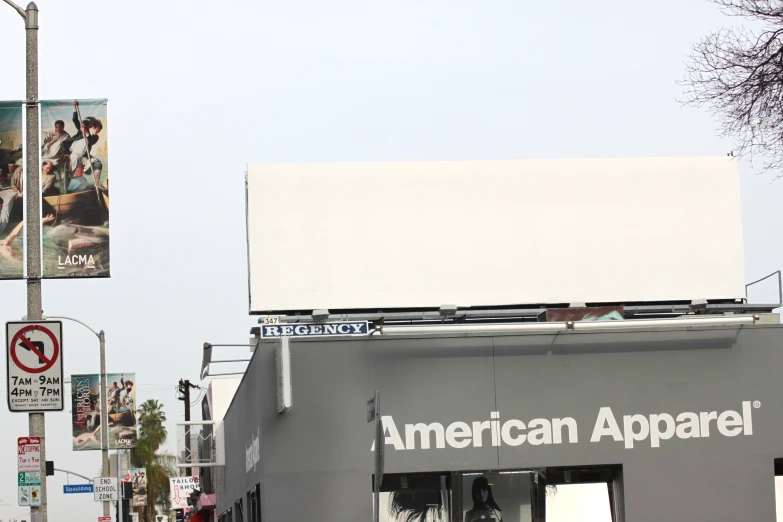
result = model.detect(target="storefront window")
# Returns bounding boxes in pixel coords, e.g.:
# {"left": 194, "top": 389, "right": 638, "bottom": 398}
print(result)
{"left": 543, "top": 466, "right": 622, "bottom": 522}
{"left": 460, "top": 472, "right": 533, "bottom": 522}
{"left": 546, "top": 484, "right": 612, "bottom": 522}
{"left": 775, "top": 458, "right": 783, "bottom": 520}
{"left": 373, "top": 473, "right": 451, "bottom": 522}
{"left": 234, "top": 499, "right": 244, "bottom": 522}
{"left": 248, "top": 484, "right": 261, "bottom": 522}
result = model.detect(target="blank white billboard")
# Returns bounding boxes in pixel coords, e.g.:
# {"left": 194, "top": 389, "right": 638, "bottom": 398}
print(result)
{"left": 246, "top": 158, "right": 745, "bottom": 314}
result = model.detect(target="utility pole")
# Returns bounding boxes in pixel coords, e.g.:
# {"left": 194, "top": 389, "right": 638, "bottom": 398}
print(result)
{"left": 178, "top": 379, "right": 198, "bottom": 476}
{"left": 99, "top": 330, "right": 109, "bottom": 518}
{"left": 2, "top": 2, "right": 44, "bottom": 520}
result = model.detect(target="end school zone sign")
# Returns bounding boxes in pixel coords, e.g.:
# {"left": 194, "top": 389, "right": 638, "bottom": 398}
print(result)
{"left": 261, "top": 321, "right": 370, "bottom": 338}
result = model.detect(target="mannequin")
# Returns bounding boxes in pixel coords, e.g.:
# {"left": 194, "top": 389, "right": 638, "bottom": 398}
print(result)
{"left": 464, "top": 477, "right": 502, "bottom": 522}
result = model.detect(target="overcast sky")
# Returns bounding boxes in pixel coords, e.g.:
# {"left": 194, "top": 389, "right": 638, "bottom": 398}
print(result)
{"left": 0, "top": 0, "right": 781, "bottom": 520}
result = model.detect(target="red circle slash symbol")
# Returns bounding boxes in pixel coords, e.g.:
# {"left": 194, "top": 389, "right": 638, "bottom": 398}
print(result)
{"left": 10, "top": 325, "right": 59, "bottom": 374}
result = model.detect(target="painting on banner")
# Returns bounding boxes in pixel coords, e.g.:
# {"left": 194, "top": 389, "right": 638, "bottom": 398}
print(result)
{"left": 0, "top": 101, "right": 24, "bottom": 279}
{"left": 71, "top": 374, "right": 102, "bottom": 451}
{"left": 106, "top": 373, "right": 136, "bottom": 449}
{"left": 124, "top": 468, "right": 147, "bottom": 507}
{"left": 40, "top": 99, "right": 109, "bottom": 278}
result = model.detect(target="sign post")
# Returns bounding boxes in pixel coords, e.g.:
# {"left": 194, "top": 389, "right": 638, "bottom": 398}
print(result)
{"left": 6, "top": 322, "right": 64, "bottom": 412}
{"left": 368, "top": 391, "right": 383, "bottom": 522}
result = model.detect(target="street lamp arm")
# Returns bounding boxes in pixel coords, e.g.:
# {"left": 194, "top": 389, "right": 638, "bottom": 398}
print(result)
{"left": 1, "top": 0, "right": 26, "bottom": 19}
{"left": 54, "top": 468, "right": 94, "bottom": 483}
{"left": 44, "top": 315, "right": 100, "bottom": 337}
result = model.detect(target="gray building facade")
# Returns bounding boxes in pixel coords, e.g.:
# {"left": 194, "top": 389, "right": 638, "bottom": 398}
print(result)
{"left": 218, "top": 322, "right": 783, "bottom": 521}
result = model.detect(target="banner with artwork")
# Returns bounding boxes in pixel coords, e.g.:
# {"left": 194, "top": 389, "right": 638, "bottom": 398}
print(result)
{"left": 124, "top": 468, "right": 147, "bottom": 507}
{"left": 106, "top": 373, "right": 136, "bottom": 449}
{"left": 70, "top": 374, "right": 102, "bottom": 451}
{"left": 0, "top": 101, "right": 24, "bottom": 279}
{"left": 40, "top": 99, "right": 109, "bottom": 278}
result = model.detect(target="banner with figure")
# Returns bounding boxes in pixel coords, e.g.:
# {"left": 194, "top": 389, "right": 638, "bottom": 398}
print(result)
{"left": 0, "top": 101, "right": 24, "bottom": 279}
{"left": 71, "top": 374, "right": 102, "bottom": 451}
{"left": 40, "top": 99, "right": 109, "bottom": 278}
{"left": 105, "top": 372, "right": 137, "bottom": 449}
{"left": 124, "top": 468, "right": 147, "bottom": 507}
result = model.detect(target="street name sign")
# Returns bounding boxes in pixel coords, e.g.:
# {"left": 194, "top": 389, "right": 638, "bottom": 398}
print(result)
{"left": 64, "top": 484, "right": 94, "bottom": 494}
{"left": 94, "top": 477, "right": 118, "bottom": 501}
{"left": 6, "top": 321, "right": 64, "bottom": 411}
{"left": 18, "top": 437, "right": 41, "bottom": 472}
{"left": 260, "top": 321, "right": 370, "bottom": 338}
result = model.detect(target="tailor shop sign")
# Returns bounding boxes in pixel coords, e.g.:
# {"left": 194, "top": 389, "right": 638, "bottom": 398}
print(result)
{"left": 371, "top": 401, "right": 759, "bottom": 452}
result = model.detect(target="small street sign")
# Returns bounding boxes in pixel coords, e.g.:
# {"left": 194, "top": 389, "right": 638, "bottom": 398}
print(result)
{"left": 6, "top": 321, "right": 64, "bottom": 412}
{"left": 18, "top": 471, "right": 41, "bottom": 486}
{"left": 98, "top": 516, "right": 114, "bottom": 522}
{"left": 18, "top": 437, "right": 41, "bottom": 472}
{"left": 64, "top": 484, "right": 94, "bottom": 494}
{"left": 18, "top": 485, "right": 29, "bottom": 506}
{"left": 18, "top": 484, "right": 41, "bottom": 507}
{"left": 94, "top": 477, "right": 118, "bottom": 502}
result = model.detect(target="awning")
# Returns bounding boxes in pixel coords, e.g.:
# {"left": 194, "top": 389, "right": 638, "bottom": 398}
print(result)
{"left": 196, "top": 493, "right": 216, "bottom": 511}
{"left": 189, "top": 511, "right": 209, "bottom": 522}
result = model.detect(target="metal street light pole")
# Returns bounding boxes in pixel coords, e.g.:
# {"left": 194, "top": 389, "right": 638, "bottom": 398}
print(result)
{"left": 4, "top": 2, "right": 43, "bottom": 520}
{"left": 39, "top": 315, "right": 110, "bottom": 517}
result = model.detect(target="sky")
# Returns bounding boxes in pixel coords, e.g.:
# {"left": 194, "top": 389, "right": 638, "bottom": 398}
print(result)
{"left": 0, "top": 0, "right": 781, "bottom": 521}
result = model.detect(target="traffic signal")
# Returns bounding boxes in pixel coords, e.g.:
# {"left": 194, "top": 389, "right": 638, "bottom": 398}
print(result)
{"left": 122, "top": 481, "right": 133, "bottom": 499}
{"left": 175, "top": 509, "right": 185, "bottom": 522}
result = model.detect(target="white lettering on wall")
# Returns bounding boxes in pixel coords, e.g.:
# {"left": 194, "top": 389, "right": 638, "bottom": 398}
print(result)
{"left": 372, "top": 402, "right": 757, "bottom": 451}
{"left": 245, "top": 427, "right": 260, "bottom": 473}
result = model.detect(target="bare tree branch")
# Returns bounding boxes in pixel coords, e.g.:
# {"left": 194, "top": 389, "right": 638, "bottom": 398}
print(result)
{"left": 680, "top": 0, "right": 783, "bottom": 178}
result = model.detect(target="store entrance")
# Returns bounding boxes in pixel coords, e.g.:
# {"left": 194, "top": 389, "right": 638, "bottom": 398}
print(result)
{"left": 375, "top": 466, "right": 622, "bottom": 522}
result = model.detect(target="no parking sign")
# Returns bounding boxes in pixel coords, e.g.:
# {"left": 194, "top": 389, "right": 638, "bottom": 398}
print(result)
{"left": 6, "top": 321, "right": 64, "bottom": 412}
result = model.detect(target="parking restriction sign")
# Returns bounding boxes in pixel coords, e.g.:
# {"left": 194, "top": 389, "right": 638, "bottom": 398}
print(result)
{"left": 18, "top": 437, "right": 41, "bottom": 472}
{"left": 6, "top": 321, "right": 64, "bottom": 412}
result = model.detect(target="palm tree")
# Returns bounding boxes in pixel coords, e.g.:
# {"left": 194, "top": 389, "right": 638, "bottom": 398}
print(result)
{"left": 138, "top": 399, "right": 167, "bottom": 448}
{"left": 131, "top": 399, "right": 176, "bottom": 522}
